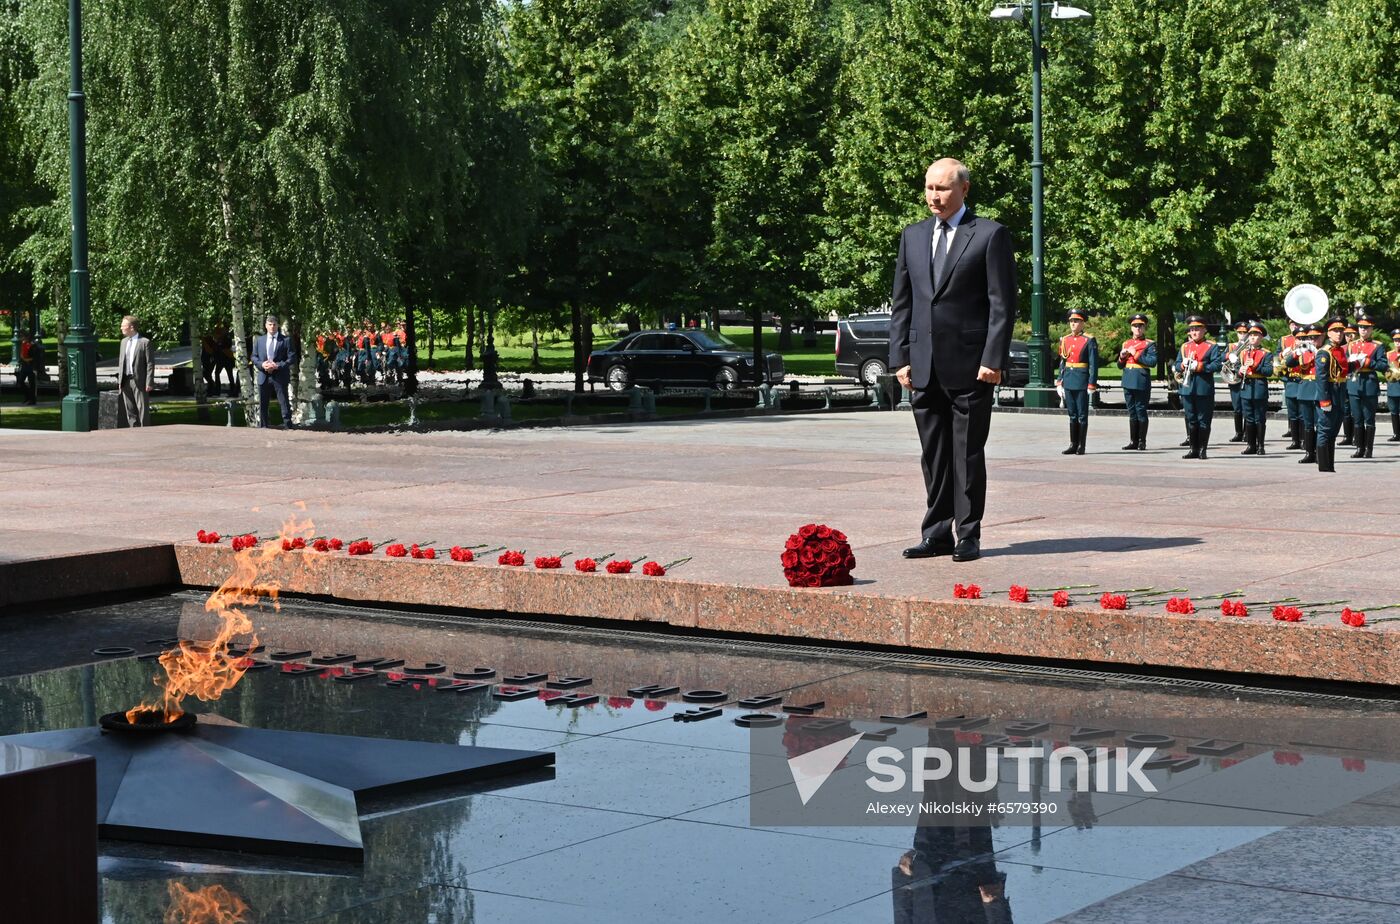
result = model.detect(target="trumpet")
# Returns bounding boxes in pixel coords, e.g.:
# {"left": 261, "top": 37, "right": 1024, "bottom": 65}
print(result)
{"left": 1177, "top": 345, "right": 1195, "bottom": 391}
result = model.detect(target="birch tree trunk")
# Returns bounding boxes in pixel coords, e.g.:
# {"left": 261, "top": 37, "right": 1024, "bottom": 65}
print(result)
{"left": 189, "top": 311, "right": 210, "bottom": 423}
{"left": 219, "top": 178, "right": 257, "bottom": 426}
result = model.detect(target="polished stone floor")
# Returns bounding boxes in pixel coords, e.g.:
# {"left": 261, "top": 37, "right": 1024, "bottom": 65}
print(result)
{"left": 3, "top": 593, "right": 1400, "bottom": 923}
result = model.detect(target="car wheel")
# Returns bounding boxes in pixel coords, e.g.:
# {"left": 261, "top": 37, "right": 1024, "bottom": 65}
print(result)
{"left": 859, "top": 358, "right": 887, "bottom": 385}
{"left": 605, "top": 364, "right": 631, "bottom": 392}
{"left": 713, "top": 366, "right": 741, "bottom": 391}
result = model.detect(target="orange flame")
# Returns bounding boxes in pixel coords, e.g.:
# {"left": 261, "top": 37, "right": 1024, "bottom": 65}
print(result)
{"left": 164, "top": 882, "right": 250, "bottom": 924}
{"left": 127, "top": 512, "right": 313, "bottom": 723}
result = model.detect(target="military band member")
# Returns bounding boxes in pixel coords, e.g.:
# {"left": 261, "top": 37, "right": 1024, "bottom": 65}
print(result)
{"left": 1315, "top": 317, "right": 1354, "bottom": 473}
{"left": 1286, "top": 322, "right": 1322, "bottom": 464}
{"left": 1117, "top": 313, "right": 1156, "bottom": 450}
{"left": 1173, "top": 315, "right": 1222, "bottom": 459}
{"left": 1387, "top": 328, "right": 1400, "bottom": 443}
{"left": 1346, "top": 314, "right": 1388, "bottom": 458}
{"left": 1238, "top": 320, "right": 1274, "bottom": 456}
{"left": 1278, "top": 320, "right": 1304, "bottom": 449}
{"left": 1339, "top": 323, "right": 1359, "bottom": 445}
{"left": 1225, "top": 319, "right": 1248, "bottom": 442}
{"left": 1057, "top": 309, "right": 1098, "bottom": 455}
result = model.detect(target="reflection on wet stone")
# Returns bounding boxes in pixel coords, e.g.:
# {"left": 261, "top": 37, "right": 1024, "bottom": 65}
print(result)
{"left": 2, "top": 594, "right": 1400, "bottom": 922}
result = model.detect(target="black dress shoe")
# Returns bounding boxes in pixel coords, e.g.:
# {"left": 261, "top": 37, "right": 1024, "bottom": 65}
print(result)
{"left": 903, "top": 538, "right": 954, "bottom": 559}
{"left": 951, "top": 539, "right": 980, "bottom": 562}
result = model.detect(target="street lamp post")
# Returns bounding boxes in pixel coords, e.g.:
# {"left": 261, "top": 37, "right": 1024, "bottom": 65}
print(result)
{"left": 991, "top": 2, "right": 1091, "bottom": 408}
{"left": 60, "top": 0, "right": 98, "bottom": 431}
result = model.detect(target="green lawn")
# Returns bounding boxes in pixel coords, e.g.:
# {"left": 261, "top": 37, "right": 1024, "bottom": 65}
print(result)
{"left": 0, "top": 394, "right": 713, "bottom": 430}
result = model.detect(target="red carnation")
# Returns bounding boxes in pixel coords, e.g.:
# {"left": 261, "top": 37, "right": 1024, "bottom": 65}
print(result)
{"left": 312, "top": 538, "right": 330, "bottom": 552}
{"left": 412, "top": 546, "right": 436, "bottom": 560}
{"left": 642, "top": 561, "right": 665, "bottom": 576}
{"left": 644, "top": 700, "right": 666, "bottom": 711}
{"left": 1165, "top": 597, "right": 1195, "bottom": 614}
{"left": 450, "top": 546, "right": 475, "bottom": 563}
{"left": 196, "top": 530, "right": 222, "bottom": 544}
{"left": 1008, "top": 585, "right": 1029, "bottom": 603}
{"left": 347, "top": 540, "right": 373, "bottom": 556}
{"left": 385, "top": 543, "right": 407, "bottom": 558}
{"left": 1272, "top": 605, "right": 1303, "bottom": 622}
{"left": 534, "top": 555, "right": 563, "bottom": 569}
{"left": 231, "top": 534, "right": 258, "bottom": 551}
{"left": 607, "top": 696, "right": 634, "bottom": 708}
{"left": 1342, "top": 758, "right": 1366, "bottom": 772}
{"left": 1052, "top": 590, "right": 1070, "bottom": 608}
{"left": 1273, "top": 750, "right": 1303, "bottom": 766}
{"left": 574, "top": 557, "right": 597, "bottom": 572}
{"left": 1340, "top": 607, "right": 1366, "bottom": 627}
{"left": 1220, "top": 599, "right": 1248, "bottom": 618}
{"left": 606, "top": 559, "right": 633, "bottom": 574}
{"left": 329, "top": 538, "right": 343, "bottom": 550}
{"left": 1099, "top": 593, "right": 1128, "bottom": 610}
{"left": 498, "top": 550, "right": 525, "bottom": 567}
{"left": 953, "top": 583, "right": 982, "bottom": 599}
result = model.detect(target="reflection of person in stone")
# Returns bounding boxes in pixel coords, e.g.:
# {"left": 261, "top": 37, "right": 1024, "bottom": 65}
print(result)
{"left": 117, "top": 314, "right": 155, "bottom": 427}
{"left": 891, "top": 728, "right": 1012, "bottom": 923}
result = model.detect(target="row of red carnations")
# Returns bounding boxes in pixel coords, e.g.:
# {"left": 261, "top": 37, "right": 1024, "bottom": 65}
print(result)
{"left": 195, "top": 531, "right": 681, "bottom": 575}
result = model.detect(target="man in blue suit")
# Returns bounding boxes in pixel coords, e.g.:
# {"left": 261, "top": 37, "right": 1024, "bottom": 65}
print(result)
{"left": 250, "top": 314, "right": 296, "bottom": 428}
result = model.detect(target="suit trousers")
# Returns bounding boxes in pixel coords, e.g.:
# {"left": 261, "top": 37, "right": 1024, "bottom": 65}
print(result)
{"left": 119, "top": 375, "right": 149, "bottom": 426}
{"left": 911, "top": 371, "right": 993, "bottom": 544}
{"left": 258, "top": 377, "right": 292, "bottom": 428}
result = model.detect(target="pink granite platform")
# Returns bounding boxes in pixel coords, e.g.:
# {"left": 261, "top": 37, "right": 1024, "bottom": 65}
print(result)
{"left": 3, "top": 412, "right": 1397, "bottom": 685}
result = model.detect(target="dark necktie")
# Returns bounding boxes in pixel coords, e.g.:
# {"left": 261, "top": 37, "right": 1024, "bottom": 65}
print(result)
{"left": 932, "top": 220, "right": 952, "bottom": 289}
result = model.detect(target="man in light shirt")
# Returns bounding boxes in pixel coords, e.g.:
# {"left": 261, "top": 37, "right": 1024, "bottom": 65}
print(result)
{"left": 117, "top": 315, "right": 155, "bottom": 427}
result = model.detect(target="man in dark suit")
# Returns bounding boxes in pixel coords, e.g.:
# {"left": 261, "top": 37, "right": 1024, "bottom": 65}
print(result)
{"left": 250, "top": 314, "right": 296, "bottom": 428}
{"left": 889, "top": 158, "right": 1016, "bottom": 563}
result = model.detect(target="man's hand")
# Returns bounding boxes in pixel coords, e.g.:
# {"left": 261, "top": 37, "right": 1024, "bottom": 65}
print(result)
{"left": 977, "top": 366, "right": 1002, "bottom": 384}
{"left": 144, "top": 385, "right": 153, "bottom": 394}
{"left": 895, "top": 365, "right": 912, "bottom": 389}
{"left": 1088, "top": 383, "right": 1098, "bottom": 392}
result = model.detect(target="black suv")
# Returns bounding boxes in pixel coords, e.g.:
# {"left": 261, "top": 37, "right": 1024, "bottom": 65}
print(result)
{"left": 835, "top": 314, "right": 1030, "bottom": 387}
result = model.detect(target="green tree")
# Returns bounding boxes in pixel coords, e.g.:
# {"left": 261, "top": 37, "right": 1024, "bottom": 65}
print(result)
{"left": 1045, "top": 0, "right": 1282, "bottom": 333}
{"left": 1245, "top": 0, "right": 1400, "bottom": 306}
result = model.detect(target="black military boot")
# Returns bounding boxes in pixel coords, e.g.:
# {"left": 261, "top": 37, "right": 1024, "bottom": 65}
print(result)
{"left": 1257, "top": 420, "right": 1267, "bottom": 455}
{"left": 1230, "top": 412, "right": 1244, "bottom": 442}
{"left": 1062, "top": 420, "right": 1080, "bottom": 455}
{"left": 1365, "top": 426, "right": 1376, "bottom": 458}
{"left": 1182, "top": 425, "right": 1200, "bottom": 459}
{"left": 1299, "top": 428, "right": 1316, "bottom": 463}
{"left": 1241, "top": 423, "right": 1258, "bottom": 455}
{"left": 1123, "top": 418, "right": 1139, "bottom": 451}
{"left": 1390, "top": 413, "right": 1400, "bottom": 442}
{"left": 1138, "top": 417, "right": 1149, "bottom": 450}
{"left": 1341, "top": 417, "right": 1354, "bottom": 446}
{"left": 1286, "top": 418, "right": 1302, "bottom": 450}
{"left": 1318, "top": 441, "right": 1335, "bottom": 473}
{"left": 1197, "top": 428, "right": 1210, "bottom": 460}
{"left": 1077, "top": 420, "right": 1088, "bottom": 455}
{"left": 1351, "top": 426, "right": 1367, "bottom": 458}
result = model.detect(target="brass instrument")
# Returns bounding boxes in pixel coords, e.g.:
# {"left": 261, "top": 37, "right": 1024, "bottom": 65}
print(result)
{"left": 1222, "top": 342, "right": 1244, "bottom": 385}
{"left": 1176, "top": 343, "right": 1195, "bottom": 390}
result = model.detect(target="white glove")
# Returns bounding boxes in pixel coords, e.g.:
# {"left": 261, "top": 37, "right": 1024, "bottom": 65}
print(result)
{"left": 1056, "top": 384, "right": 1065, "bottom": 399}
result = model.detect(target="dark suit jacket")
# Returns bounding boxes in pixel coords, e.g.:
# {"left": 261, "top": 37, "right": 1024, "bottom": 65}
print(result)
{"left": 251, "top": 332, "right": 295, "bottom": 385}
{"left": 888, "top": 211, "right": 1017, "bottom": 390}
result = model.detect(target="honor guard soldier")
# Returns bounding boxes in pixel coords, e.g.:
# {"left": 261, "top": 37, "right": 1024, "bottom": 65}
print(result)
{"left": 1226, "top": 320, "right": 1248, "bottom": 442}
{"left": 1315, "top": 317, "right": 1354, "bottom": 472}
{"left": 1238, "top": 320, "right": 1274, "bottom": 455}
{"left": 1286, "top": 322, "right": 1322, "bottom": 464}
{"left": 1339, "top": 323, "right": 1359, "bottom": 445}
{"left": 1173, "top": 315, "right": 1222, "bottom": 459}
{"left": 1387, "top": 329, "right": 1400, "bottom": 442}
{"left": 1117, "top": 313, "right": 1157, "bottom": 450}
{"left": 1346, "top": 313, "right": 1388, "bottom": 458}
{"left": 1278, "top": 320, "right": 1304, "bottom": 449}
{"left": 1056, "top": 309, "right": 1098, "bottom": 455}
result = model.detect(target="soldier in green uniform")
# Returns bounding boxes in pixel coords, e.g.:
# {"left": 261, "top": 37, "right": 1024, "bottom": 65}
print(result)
{"left": 1172, "top": 315, "right": 1223, "bottom": 460}
{"left": 1237, "top": 320, "right": 1274, "bottom": 456}
{"left": 1056, "top": 309, "right": 1098, "bottom": 455}
{"left": 1116, "top": 313, "right": 1156, "bottom": 451}
{"left": 1346, "top": 313, "right": 1388, "bottom": 458}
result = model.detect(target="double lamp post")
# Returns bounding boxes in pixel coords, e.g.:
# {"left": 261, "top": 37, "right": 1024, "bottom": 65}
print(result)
{"left": 991, "top": 1, "right": 1091, "bottom": 408}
